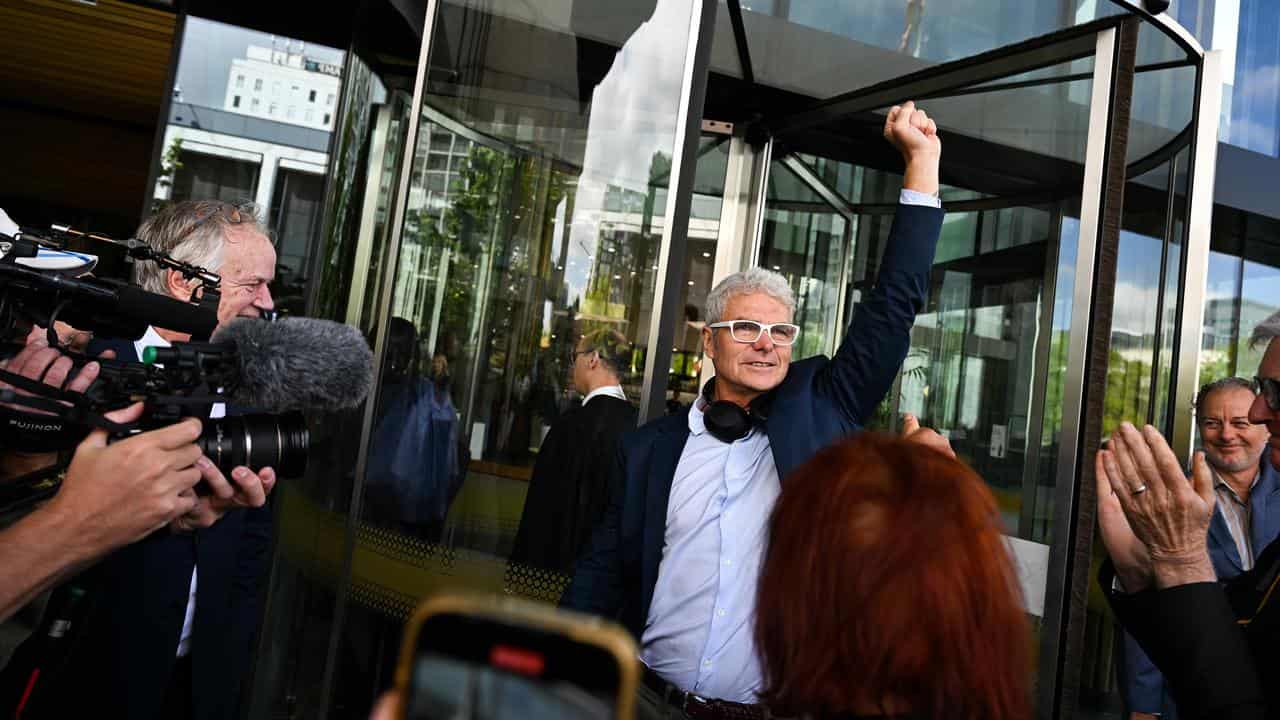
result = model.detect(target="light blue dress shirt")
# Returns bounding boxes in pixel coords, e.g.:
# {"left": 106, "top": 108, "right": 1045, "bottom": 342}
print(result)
{"left": 640, "top": 396, "right": 779, "bottom": 703}
{"left": 639, "top": 191, "right": 940, "bottom": 703}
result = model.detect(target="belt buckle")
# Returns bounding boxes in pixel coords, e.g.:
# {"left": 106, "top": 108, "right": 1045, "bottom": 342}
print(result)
{"left": 679, "top": 689, "right": 707, "bottom": 715}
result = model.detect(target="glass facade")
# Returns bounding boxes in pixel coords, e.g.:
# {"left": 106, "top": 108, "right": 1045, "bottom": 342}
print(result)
{"left": 1170, "top": 0, "right": 1280, "bottom": 156}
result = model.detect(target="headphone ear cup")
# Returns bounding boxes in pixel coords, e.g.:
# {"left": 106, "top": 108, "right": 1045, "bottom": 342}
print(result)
{"left": 703, "top": 401, "right": 752, "bottom": 444}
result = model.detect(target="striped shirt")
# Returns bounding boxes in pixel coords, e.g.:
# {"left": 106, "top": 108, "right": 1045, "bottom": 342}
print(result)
{"left": 1213, "top": 470, "right": 1259, "bottom": 571}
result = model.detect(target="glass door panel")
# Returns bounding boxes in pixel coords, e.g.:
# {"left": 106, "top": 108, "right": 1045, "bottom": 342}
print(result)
{"left": 757, "top": 46, "right": 1107, "bottom": 710}
{"left": 323, "top": 0, "right": 723, "bottom": 712}
{"left": 758, "top": 161, "right": 850, "bottom": 361}
{"left": 247, "top": 13, "right": 416, "bottom": 717}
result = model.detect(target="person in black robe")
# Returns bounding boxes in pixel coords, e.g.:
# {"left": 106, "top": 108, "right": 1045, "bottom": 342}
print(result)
{"left": 509, "top": 328, "right": 637, "bottom": 576}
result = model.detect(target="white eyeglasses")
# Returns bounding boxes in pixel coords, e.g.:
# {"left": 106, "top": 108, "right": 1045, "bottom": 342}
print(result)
{"left": 707, "top": 320, "right": 801, "bottom": 345}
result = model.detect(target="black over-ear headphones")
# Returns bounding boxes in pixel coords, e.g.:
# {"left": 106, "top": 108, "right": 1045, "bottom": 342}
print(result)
{"left": 700, "top": 377, "right": 773, "bottom": 444}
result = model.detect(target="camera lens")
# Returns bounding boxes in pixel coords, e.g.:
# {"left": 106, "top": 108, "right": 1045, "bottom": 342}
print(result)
{"left": 198, "top": 412, "right": 309, "bottom": 478}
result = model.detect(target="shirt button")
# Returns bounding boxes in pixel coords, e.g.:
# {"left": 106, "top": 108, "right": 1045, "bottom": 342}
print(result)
{"left": 723, "top": 559, "right": 732, "bottom": 566}
{"left": 703, "top": 659, "right": 712, "bottom": 668}
{"left": 717, "top": 609, "right": 726, "bottom": 617}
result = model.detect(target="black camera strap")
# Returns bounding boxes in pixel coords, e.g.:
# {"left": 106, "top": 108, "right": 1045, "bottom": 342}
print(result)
{"left": 0, "top": 365, "right": 133, "bottom": 442}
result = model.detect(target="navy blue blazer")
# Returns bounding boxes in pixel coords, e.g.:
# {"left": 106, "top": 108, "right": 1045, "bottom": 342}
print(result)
{"left": 7, "top": 336, "right": 274, "bottom": 720}
{"left": 559, "top": 203, "right": 943, "bottom": 638}
{"left": 1122, "top": 457, "right": 1280, "bottom": 717}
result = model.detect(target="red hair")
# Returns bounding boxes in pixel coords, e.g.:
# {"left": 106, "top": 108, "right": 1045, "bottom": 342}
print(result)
{"left": 755, "top": 433, "right": 1030, "bottom": 720}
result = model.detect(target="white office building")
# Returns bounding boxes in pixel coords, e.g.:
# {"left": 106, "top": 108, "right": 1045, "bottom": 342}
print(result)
{"left": 222, "top": 41, "right": 341, "bottom": 131}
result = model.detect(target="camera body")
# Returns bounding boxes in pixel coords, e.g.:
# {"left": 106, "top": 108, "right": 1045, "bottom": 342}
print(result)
{"left": 84, "top": 341, "right": 311, "bottom": 479}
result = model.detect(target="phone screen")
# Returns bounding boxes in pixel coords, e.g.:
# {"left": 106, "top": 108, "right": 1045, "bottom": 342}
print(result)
{"left": 404, "top": 612, "right": 624, "bottom": 719}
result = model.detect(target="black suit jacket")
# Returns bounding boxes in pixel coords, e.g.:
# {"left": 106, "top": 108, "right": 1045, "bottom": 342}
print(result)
{"left": 3, "top": 336, "right": 273, "bottom": 720}
{"left": 509, "top": 394, "right": 638, "bottom": 575}
{"left": 1100, "top": 557, "right": 1275, "bottom": 720}
{"left": 560, "top": 203, "right": 943, "bottom": 637}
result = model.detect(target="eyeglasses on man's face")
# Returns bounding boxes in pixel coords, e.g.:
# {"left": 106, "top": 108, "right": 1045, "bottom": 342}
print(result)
{"left": 707, "top": 320, "right": 800, "bottom": 346}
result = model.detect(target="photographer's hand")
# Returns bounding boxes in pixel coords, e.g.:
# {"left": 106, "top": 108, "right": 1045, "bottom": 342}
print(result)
{"left": 0, "top": 336, "right": 112, "bottom": 407}
{"left": 1, "top": 335, "right": 115, "bottom": 480}
{"left": 0, "top": 402, "right": 206, "bottom": 622}
{"left": 168, "top": 464, "right": 277, "bottom": 533}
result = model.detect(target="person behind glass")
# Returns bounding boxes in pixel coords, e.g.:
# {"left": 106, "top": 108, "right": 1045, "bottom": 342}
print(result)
{"left": 560, "top": 102, "right": 947, "bottom": 720}
{"left": 366, "top": 318, "right": 462, "bottom": 541}
{"left": 1119, "top": 377, "right": 1280, "bottom": 720}
{"left": 1093, "top": 310, "right": 1280, "bottom": 719}
{"left": 755, "top": 432, "right": 1030, "bottom": 720}
{"left": 510, "top": 328, "right": 639, "bottom": 576}
{"left": 4, "top": 200, "right": 278, "bottom": 720}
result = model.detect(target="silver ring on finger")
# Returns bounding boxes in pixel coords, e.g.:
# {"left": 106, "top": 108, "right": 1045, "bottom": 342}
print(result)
{"left": 1131, "top": 484, "right": 1148, "bottom": 495}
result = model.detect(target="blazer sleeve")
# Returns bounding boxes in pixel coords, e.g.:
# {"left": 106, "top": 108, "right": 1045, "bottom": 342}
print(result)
{"left": 1101, "top": 562, "right": 1266, "bottom": 720}
{"left": 559, "top": 443, "right": 625, "bottom": 616}
{"left": 229, "top": 499, "right": 275, "bottom": 667}
{"left": 1120, "top": 627, "right": 1170, "bottom": 715}
{"left": 820, "top": 203, "right": 943, "bottom": 425}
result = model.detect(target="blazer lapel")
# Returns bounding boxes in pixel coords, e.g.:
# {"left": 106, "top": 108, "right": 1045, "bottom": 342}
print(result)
{"left": 640, "top": 416, "right": 689, "bottom": 622}
{"left": 1251, "top": 460, "right": 1280, "bottom": 552}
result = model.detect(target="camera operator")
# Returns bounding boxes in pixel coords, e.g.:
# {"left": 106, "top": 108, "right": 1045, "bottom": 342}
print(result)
{"left": 0, "top": 338, "right": 220, "bottom": 622}
{"left": 3, "top": 200, "right": 279, "bottom": 720}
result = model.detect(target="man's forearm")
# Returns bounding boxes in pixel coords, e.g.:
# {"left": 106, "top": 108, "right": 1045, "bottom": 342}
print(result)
{"left": 0, "top": 505, "right": 98, "bottom": 622}
{"left": 902, "top": 157, "right": 940, "bottom": 196}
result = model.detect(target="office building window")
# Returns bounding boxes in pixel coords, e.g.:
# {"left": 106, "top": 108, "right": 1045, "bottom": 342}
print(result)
{"left": 251, "top": 98, "right": 260, "bottom": 111}
{"left": 254, "top": 78, "right": 262, "bottom": 91}
{"left": 305, "top": 108, "right": 314, "bottom": 122}
{"left": 235, "top": 75, "right": 245, "bottom": 89}
{"left": 268, "top": 168, "right": 326, "bottom": 315}
{"left": 323, "top": 112, "right": 331, "bottom": 125}
{"left": 309, "top": 89, "right": 316, "bottom": 102}
{"left": 326, "top": 93, "right": 335, "bottom": 105}
{"left": 269, "top": 103, "right": 278, "bottom": 116}
{"left": 233, "top": 95, "right": 241, "bottom": 108}
{"left": 170, "top": 150, "right": 258, "bottom": 205}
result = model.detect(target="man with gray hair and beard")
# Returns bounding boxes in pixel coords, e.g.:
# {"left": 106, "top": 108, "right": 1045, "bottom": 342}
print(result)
{"left": 1119, "top": 376, "right": 1280, "bottom": 720}
{"left": 3, "top": 201, "right": 279, "bottom": 720}
{"left": 562, "top": 101, "right": 952, "bottom": 720}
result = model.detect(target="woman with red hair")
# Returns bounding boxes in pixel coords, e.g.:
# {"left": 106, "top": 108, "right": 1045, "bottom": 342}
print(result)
{"left": 755, "top": 432, "right": 1031, "bottom": 720}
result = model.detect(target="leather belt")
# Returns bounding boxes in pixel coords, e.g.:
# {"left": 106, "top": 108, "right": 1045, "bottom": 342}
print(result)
{"left": 641, "top": 666, "right": 769, "bottom": 720}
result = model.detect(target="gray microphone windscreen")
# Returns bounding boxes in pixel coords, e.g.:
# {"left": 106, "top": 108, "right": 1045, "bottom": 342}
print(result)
{"left": 212, "top": 317, "right": 374, "bottom": 413}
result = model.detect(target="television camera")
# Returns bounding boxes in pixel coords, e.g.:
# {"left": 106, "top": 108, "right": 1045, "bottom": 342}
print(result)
{"left": 0, "top": 223, "right": 373, "bottom": 510}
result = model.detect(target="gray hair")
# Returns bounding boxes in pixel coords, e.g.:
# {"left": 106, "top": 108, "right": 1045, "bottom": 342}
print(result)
{"left": 1194, "top": 376, "right": 1256, "bottom": 423}
{"left": 132, "top": 200, "right": 266, "bottom": 296}
{"left": 1251, "top": 309, "right": 1280, "bottom": 350}
{"left": 704, "top": 267, "right": 796, "bottom": 325}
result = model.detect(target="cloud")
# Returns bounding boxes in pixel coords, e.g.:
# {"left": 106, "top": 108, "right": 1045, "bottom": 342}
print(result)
{"left": 564, "top": 2, "right": 697, "bottom": 305}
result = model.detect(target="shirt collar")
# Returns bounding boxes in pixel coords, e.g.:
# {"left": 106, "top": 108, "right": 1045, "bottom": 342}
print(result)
{"left": 687, "top": 394, "right": 709, "bottom": 436}
{"left": 582, "top": 384, "right": 627, "bottom": 406}
{"left": 133, "top": 325, "right": 170, "bottom": 363}
{"left": 1212, "top": 467, "right": 1260, "bottom": 503}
